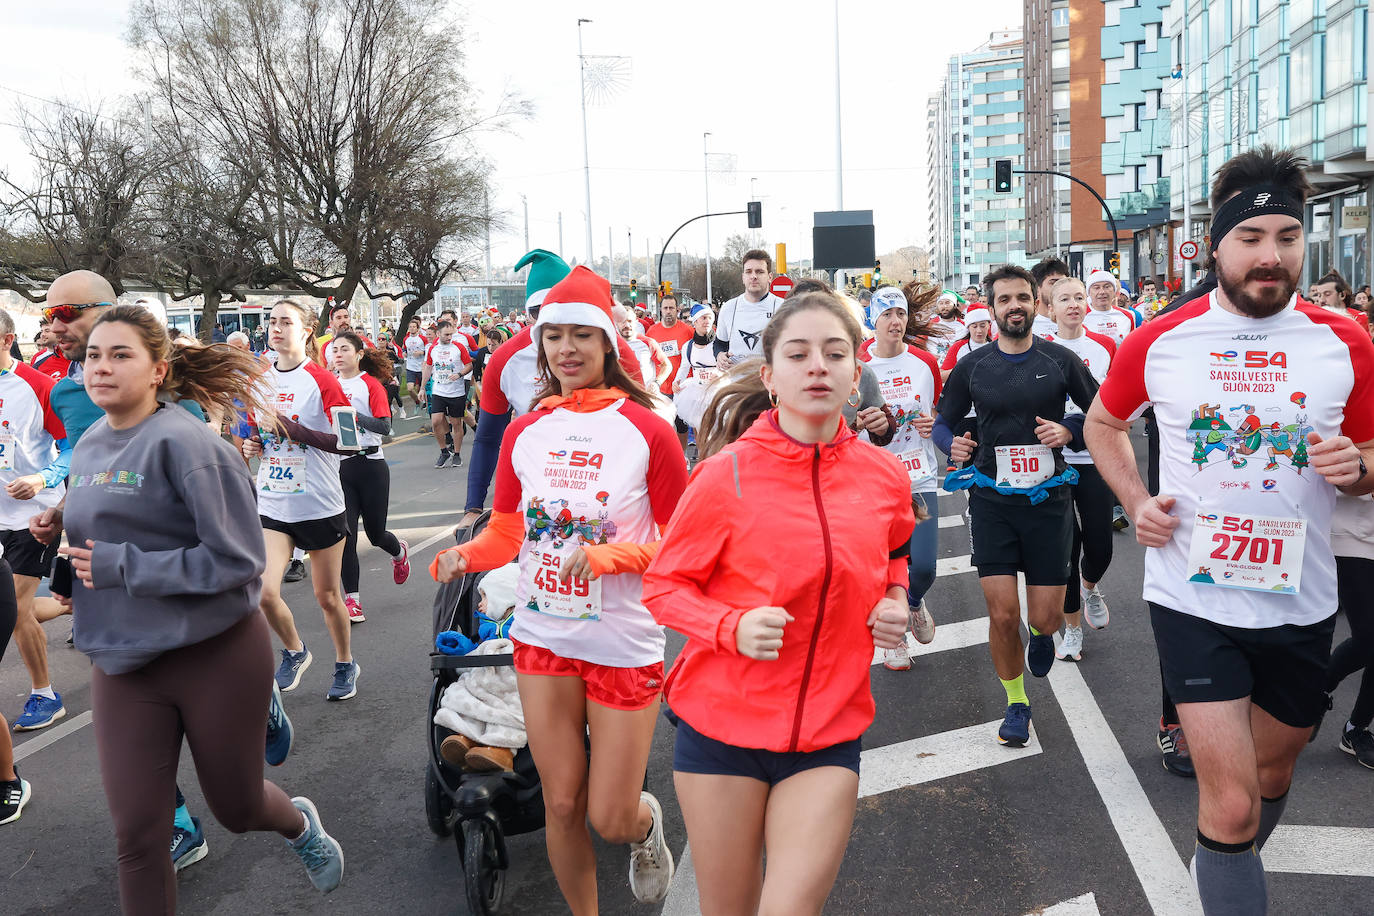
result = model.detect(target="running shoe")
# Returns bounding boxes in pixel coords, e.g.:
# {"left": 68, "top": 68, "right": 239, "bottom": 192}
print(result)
{"left": 287, "top": 796, "right": 344, "bottom": 893}
{"left": 326, "top": 661, "right": 359, "bottom": 701}
{"left": 434, "top": 449, "right": 452, "bottom": 469}
{"left": 1340, "top": 726, "right": 1374, "bottom": 769}
{"left": 265, "top": 681, "right": 294, "bottom": 767}
{"left": 882, "top": 645, "right": 912, "bottom": 671}
{"left": 998, "top": 703, "right": 1032, "bottom": 747}
{"left": 1158, "top": 719, "right": 1195, "bottom": 778}
{"left": 283, "top": 558, "right": 307, "bottom": 583}
{"left": 1082, "top": 586, "right": 1110, "bottom": 630}
{"left": 276, "top": 645, "right": 313, "bottom": 692}
{"left": 628, "top": 791, "right": 675, "bottom": 903}
{"left": 910, "top": 600, "right": 936, "bottom": 645}
{"left": 392, "top": 539, "right": 411, "bottom": 584}
{"left": 1026, "top": 631, "right": 1056, "bottom": 677}
{"left": 396, "top": 405, "right": 408, "bottom": 419}
{"left": 345, "top": 596, "right": 366, "bottom": 624}
{"left": 13, "top": 692, "right": 65, "bottom": 731}
{"left": 0, "top": 770, "right": 31, "bottom": 825}
{"left": 451, "top": 453, "right": 463, "bottom": 468}
{"left": 1112, "top": 505, "right": 1131, "bottom": 531}
{"left": 171, "top": 816, "right": 209, "bottom": 871}
{"left": 1056, "top": 625, "right": 1083, "bottom": 661}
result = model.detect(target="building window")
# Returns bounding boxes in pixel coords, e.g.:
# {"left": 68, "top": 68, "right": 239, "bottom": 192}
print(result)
{"left": 1051, "top": 8, "right": 1068, "bottom": 27}
{"left": 1051, "top": 48, "right": 1070, "bottom": 69}
{"left": 1052, "top": 89, "right": 1070, "bottom": 109}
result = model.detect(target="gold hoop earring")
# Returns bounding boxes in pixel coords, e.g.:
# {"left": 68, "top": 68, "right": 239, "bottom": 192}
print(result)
{"left": 847, "top": 390, "right": 861, "bottom": 408}
{"left": 768, "top": 389, "right": 778, "bottom": 407}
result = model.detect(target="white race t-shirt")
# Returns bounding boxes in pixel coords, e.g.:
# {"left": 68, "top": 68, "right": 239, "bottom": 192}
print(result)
{"left": 257, "top": 360, "right": 350, "bottom": 522}
{"left": 337, "top": 372, "right": 391, "bottom": 459}
{"left": 1082, "top": 307, "right": 1135, "bottom": 346}
{"left": 1032, "top": 313, "right": 1058, "bottom": 340}
{"left": 0, "top": 362, "right": 65, "bottom": 530}
{"left": 716, "top": 293, "right": 782, "bottom": 359}
{"left": 426, "top": 339, "right": 472, "bottom": 398}
{"left": 1097, "top": 293, "right": 1374, "bottom": 628}
{"left": 1051, "top": 330, "right": 1116, "bottom": 465}
{"left": 926, "top": 317, "right": 968, "bottom": 364}
{"left": 861, "top": 346, "right": 943, "bottom": 493}
{"left": 403, "top": 334, "right": 428, "bottom": 372}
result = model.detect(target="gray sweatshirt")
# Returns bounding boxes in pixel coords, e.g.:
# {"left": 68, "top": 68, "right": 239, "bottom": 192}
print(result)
{"left": 65, "top": 405, "right": 266, "bottom": 675}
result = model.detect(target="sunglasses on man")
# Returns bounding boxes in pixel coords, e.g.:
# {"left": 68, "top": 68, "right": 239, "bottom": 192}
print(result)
{"left": 43, "top": 301, "right": 114, "bottom": 324}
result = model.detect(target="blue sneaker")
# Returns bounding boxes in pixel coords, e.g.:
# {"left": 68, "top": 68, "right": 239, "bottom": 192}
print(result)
{"left": 1026, "top": 631, "right": 1056, "bottom": 678}
{"left": 13, "top": 692, "right": 65, "bottom": 731}
{"left": 265, "top": 681, "right": 294, "bottom": 767}
{"left": 326, "top": 661, "right": 359, "bottom": 701}
{"left": 171, "top": 816, "right": 209, "bottom": 871}
{"left": 998, "top": 703, "right": 1032, "bottom": 747}
{"left": 287, "top": 796, "right": 344, "bottom": 893}
{"left": 275, "top": 646, "right": 312, "bottom": 692}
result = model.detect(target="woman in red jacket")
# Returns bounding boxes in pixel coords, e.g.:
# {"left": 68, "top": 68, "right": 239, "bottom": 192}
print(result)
{"left": 642, "top": 291, "right": 914, "bottom": 915}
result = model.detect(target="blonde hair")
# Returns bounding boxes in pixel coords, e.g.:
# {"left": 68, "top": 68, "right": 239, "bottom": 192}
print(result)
{"left": 271, "top": 299, "right": 320, "bottom": 362}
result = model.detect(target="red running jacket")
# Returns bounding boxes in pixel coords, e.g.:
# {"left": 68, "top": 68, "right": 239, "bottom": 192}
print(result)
{"left": 643, "top": 410, "right": 914, "bottom": 753}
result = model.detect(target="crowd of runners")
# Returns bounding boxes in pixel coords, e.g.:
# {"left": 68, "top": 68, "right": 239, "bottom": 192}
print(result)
{"left": 1, "top": 145, "right": 1372, "bottom": 916}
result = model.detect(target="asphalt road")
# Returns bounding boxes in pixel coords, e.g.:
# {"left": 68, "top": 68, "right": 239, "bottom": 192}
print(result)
{"left": 4, "top": 419, "right": 1371, "bottom": 915}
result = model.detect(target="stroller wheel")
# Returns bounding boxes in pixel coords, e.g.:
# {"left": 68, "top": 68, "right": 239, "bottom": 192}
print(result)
{"left": 462, "top": 818, "right": 507, "bottom": 915}
{"left": 425, "top": 766, "right": 455, "bottom": 837}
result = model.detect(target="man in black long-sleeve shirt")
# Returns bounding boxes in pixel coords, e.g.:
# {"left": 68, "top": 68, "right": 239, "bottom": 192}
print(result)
{"left": 933, "top": 264, "right": 1098, "bottom": 748}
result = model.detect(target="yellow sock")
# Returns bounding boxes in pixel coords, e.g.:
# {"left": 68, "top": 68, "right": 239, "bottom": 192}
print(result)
{"left": 1029, "top": 624, "right": 1043, "bottom": 637}
{"left": 1001, "top": 674, "right": 1029, "bottom": 706}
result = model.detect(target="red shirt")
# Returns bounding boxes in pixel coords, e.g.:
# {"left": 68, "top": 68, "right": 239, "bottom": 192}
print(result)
{"left": 31, "top": 348, "right": 71, "bottom": 383}
{"left": 645, "top": 322, "right": 695, "bottom": 395}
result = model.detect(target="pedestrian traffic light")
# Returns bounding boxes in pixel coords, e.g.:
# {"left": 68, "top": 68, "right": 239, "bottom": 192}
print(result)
{"left": 994, "top": 159, "right": 1013, "bottom": 193}
{"left": 873, "top": 260, "right": 882, "bottom": 286}
{"left": 747, "top": 200, "right": 762, "bottom": 229}
{"left": 1109, "top": 252, "right": 1121, "bottom": 276}
{"left": 629, "top": 279, "right": 638, "bottom": 301}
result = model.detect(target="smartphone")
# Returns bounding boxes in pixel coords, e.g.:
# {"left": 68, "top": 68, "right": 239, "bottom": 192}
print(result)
{"left": 50, "top": 556, "right": 74, "bottom": 599}
{"left": 333, "top": 406, "right": 361, "bottom": 451}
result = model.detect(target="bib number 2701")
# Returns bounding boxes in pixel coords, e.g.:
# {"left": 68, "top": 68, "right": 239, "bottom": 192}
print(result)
{"left": 1185, "top": 511, "right": 1305, "bottom": 595}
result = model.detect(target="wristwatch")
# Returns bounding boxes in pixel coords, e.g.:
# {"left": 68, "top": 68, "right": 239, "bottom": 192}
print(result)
{"left": 1357, "top": 455, "right": 1368, "bottom": 482}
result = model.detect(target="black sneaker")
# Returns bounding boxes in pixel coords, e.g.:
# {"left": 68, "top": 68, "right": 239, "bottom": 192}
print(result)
{"left": 435, "top": 449, "right": 452, "bottom": 469}
{"left": 0, "top": 770, "right": 32, "bottom": 825}
{"left": 1158, "top": 719, "right": 1195, "bottom": 778}
{"left": 1339, "top": 726, "right": 1374, "bottom": 769}
{"left": 451, "top": 453, "right": 462, "bottom": 468}
{"left": 283, "top": 559, "right": 307, "bottom": 583}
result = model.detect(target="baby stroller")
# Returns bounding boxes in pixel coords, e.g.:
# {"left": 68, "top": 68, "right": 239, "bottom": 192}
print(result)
{"left": 425, "top": 510, "right": 544, "bottom": 915}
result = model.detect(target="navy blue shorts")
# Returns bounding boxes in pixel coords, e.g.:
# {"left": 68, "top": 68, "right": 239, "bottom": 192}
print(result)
{"left": 406, "top": 369, "right": 422, "bottom": 386}
{"left": 672, "top": 717, "right": 860, "bottom": 785}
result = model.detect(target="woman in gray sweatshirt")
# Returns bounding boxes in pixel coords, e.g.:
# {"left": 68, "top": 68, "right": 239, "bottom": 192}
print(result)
{"left": 55, "top": 305, "right": 345, "bottom": 913}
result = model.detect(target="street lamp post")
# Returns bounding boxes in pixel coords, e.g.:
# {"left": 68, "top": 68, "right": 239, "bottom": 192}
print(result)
{"left": 577, "top": 18, "right": 594, "bottom": 266}
{"left": 703, "top": 132, "right": 713, "bottom": 302}
{"left": 833, "top": 0, "right": 844, "bottom": 209}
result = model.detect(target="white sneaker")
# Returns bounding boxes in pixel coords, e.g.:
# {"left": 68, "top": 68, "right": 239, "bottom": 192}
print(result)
{"left": 882, "top": 644, "right": 912, "bottom": 671}
{"left": 1057, "top": 625, "right": 1083, "bottom": 661}
{"left": 910, "top": 600, "right": 935, "bottom": 645}
{"left": 1082, "top": 586, "right": 1110, "bottom": 630}
{"left": 397, "top": 405, "right": 408, "bottom": 419}
{"left": 628, "top": 791, "right": 674, "bottom": 903}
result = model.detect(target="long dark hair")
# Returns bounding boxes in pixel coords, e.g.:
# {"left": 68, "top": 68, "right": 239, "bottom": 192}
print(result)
{"left": 529, "top": 325, "right": 658, "bottom": 411}
{"left": 898, "top": 281, "right": 947, "bottom": 345}
{"left": 334, "top": 331, "right": 394, "bottom": 385}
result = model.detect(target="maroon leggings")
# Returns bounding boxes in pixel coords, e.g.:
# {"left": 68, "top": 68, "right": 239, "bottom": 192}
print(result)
{"left": 91, "top": 612, "right": 305, "bottom": 915}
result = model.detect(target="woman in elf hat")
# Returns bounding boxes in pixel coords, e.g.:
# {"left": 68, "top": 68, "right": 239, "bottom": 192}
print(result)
{"left": 433, "top": 267, "right": 686, "bottom": 910}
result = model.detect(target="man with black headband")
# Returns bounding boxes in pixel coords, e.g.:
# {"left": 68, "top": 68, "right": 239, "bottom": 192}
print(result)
{"left": 1086, "top": 146, "right": 1374, "bottom": 916}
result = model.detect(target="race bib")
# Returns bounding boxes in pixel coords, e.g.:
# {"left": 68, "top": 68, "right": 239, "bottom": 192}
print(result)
{"left": 1185, "top": 511, "right": 1305, "bottom": 594}
{"left": 522, "top": 545, "right": 603, "bottom": 621}
{"left": 658, "top": 340, "right": 679, "bottom": 357}
{"left": 0, "top": 432, "right": 13, "bottom": 472}
{"left": 994, "top": 444, "right": 1053, "bottom": 488}
{"left": 437, "top": 365, "right": 458, "bottom": 385}
{"left": 897, "top": 446, "right": 934, "bottom": 486}
{"left": 258, "top": 453, "right": 306, "bottom": 494}
{"left": 694, "top": 366, "right": 720, "bottom": 383}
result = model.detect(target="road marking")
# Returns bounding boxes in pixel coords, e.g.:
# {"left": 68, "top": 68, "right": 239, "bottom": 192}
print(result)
{"left": 938, "top": 513, "right": 965, "bottom": 528}
{"left": 410, "top": 524, "right": 460, "bottom": 554}
{"left": 936, "top": 554, "right": 974, "bottom": 577}
{"left": 1261, "top": 825, "right": 1374, "bottom": 877}
{"left": 1027, "top": 893, "right": 1101, "bottom": 915}
{"left": 859, "top": 719, "right": 1042, "bottom": 798}
{"left": 871, "top": 616, "right": 988, "bottom": 666}
{"left": 14, "top": 711, "right": 93, "bottom": 762}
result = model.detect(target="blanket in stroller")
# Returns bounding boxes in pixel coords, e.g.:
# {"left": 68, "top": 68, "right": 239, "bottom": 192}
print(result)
{"left": 434, "top": 638, "right": 527, "bottom": 749}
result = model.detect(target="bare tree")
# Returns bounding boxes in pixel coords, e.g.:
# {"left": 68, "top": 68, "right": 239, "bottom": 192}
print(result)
{"left": 0, "top": 106, "right": 170, "bottom": 299}
{"left": 129, "top": 0, "right": 523, "bottom": 315}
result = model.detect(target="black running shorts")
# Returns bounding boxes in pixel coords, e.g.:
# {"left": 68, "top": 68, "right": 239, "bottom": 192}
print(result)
{"left": 260, "top": 512, "right": 349, "bottom": 552}
{"left": 0, "top": 528, "right": 58, "bottom": 580}
{"left": 429, "top": 394, "right": 466, "bottom": 418}
{"left": 1150, "top": 602, "right": 1336, "bottom": 728}
{"left": 968, "top": 490, "right": 1073, "bottom": 585}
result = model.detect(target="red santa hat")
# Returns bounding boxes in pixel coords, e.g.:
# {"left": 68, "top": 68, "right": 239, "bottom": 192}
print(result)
{"left": 533, "top": 266, "right": 617, "bottom": 341}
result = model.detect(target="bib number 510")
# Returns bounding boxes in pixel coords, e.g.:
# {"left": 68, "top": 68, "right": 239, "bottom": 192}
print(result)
{"left": 1005, "top": 446, "right": 1040, "bottom": 474}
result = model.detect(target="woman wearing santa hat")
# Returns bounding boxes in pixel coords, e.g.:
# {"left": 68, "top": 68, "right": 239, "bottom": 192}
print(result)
{"left": 432, "top": 266, "right": 686, "bottom": 911}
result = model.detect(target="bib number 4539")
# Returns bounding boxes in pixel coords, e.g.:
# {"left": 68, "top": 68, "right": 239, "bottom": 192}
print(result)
{"left": 532, "top": 552, "right": 589, "bottom": 598}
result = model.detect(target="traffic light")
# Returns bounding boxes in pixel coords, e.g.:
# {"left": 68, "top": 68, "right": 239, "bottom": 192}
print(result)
{"left": 747, "top": 200, "right": 762, "bottom": 229}
{"left": 1109, "top": 252, "right": 1121, "bottom": 276}
{"left": 873, "top": 260, "right": 882, "bottom": 286}
{"left": 629, "top": 279, "right": 638, "bottom": 301}
{"left": 863, "top": 272, "right": 873, "bottom": 289}
{"left": 665, "top": 281, "right": 673, "bottom": 296}
{"left": 994, "top": 159, "right": 1013, "bottom": 193}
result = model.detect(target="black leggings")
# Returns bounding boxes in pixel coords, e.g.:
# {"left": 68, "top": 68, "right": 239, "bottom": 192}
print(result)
{"left": 0, "top": 559, "right": 14, "bottom": 665}
{"left": 341, "top": 454, "right": 402, "bottom": 593}
{"left": 1064, "top": 463, "right": 1115, "bottom": 613}
{"left": 1327, "top": 555, "right": 1374, "bottom": 729}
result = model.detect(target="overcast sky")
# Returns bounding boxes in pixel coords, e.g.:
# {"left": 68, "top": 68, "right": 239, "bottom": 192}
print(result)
{"left": 1, "top": 0, "right": 1021, "bottom": 275}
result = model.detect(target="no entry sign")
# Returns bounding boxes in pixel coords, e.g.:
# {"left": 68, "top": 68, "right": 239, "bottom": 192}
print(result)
{"left": 770, "top": 276, "right": 795, "bottom": 298}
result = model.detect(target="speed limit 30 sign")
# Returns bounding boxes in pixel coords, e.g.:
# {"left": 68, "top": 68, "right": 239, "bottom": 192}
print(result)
{"left": 1179, "top": 240, "right": 1200, "bottom": 261}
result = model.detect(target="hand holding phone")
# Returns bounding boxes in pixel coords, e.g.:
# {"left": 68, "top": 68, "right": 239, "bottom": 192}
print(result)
{"left": 50, "top": 555, "right": 74, "bottom": 599}
{"left": 333, "top": 407, "right": 361, "bottom": 451}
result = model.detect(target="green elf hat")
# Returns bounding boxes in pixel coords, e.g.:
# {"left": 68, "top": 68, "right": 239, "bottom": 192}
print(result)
{"left": 514, "top": 248, "right": 573, "bottom": 312}
{"left": 942, "top": 289, "right": 967, "bottom": 305}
